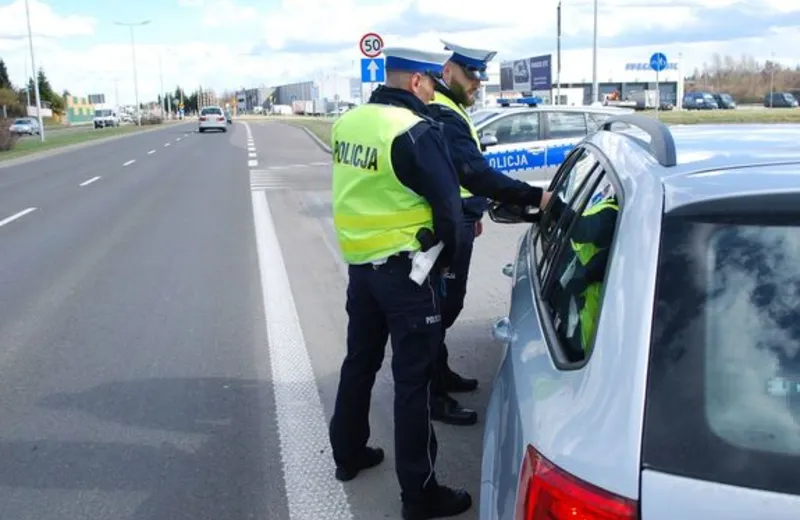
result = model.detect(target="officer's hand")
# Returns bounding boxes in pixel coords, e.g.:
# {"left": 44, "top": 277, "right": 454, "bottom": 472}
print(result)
{"left": 540, "top": 190, "right": 553, "bottom": 209}
{"left": 474, "top": 220, "right": 483, "bottom": 238}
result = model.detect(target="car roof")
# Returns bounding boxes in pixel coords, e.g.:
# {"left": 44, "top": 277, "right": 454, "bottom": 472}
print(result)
{"left": 588, "top": 119, "right": 800, "bottom": 213}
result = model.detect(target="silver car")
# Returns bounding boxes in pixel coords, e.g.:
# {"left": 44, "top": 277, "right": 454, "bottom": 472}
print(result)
{"left": 481, "top": 116, "right": 800, "bottom": 519}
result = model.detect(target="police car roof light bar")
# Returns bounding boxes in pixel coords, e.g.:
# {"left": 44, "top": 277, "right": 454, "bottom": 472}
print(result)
{"left": 497, "top": 96, "right": 541, "bottom": 107}
{"left": 600, "top": 114, "right": 677, "bottom": 168}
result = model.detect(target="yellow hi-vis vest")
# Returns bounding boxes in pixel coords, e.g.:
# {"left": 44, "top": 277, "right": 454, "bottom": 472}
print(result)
{"left": 568, "top": 198, "right": 619, "bottom": 352}
{"left": 430, "top": 91, "right": 477, "bottom": 199}
{"left": 331, "top": 103, "right": 434, "bottom": 265}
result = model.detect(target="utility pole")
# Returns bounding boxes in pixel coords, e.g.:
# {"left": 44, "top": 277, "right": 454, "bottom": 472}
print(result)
{"left": 556, "top": 0, "right": 562, "bottom": 105}
{"left": 159, "top": 53, "right": 165, "bottom": 117}
{"left": 769, "top": 52, "right": 775, "bottom": 108}
{"left": 591, "top": 0, "right": 599, "bottom": 104}
{"left": 114, "top": 19, "right": 150, "bottom": 126}
{"left": 24, "top": 0, "right": 44, "bottom": 142}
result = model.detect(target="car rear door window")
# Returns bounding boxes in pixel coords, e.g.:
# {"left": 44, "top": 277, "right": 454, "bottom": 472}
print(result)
{"left": 545, "top": 111, "right": 588, "bottom": 139}
{"left": 645, "top": 215, "right": 800, "bottom": 496}
{"left": 480, "top": 112, "right": 541, "bottom": 145}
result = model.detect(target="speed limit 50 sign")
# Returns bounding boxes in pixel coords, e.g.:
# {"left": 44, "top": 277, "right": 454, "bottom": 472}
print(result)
{"left": 359, "top": 32, "right": 384, "bottom": 58}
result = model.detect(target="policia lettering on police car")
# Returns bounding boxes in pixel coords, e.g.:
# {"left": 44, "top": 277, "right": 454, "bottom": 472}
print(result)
{"left": 333, "top": 140, "right": 379, "bottom": 171}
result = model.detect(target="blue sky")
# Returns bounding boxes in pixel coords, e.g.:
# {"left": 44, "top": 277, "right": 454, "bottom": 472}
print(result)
{"left": 0, "top": 0, "right": 798, "bottom": 104}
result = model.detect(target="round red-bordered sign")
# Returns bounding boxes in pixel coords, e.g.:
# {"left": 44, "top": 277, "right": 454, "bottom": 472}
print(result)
{"left": 359, "top": 32, "right": 384, "bottom": 58}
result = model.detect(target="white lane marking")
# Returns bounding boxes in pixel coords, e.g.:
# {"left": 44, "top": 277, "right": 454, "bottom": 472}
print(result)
{"left": 147, "top": 149, "right": 156, "bottom": 155}
{"left": 0, "top": 207, "right": 36, "bottom": 228}
{"left": 80, "top": 176, "right": 102, "bottom": 187}
{"left": 263, "top": 162, "right": 332, "bottom": 170}
{"left": 249, "top": 152, "right": 257, "bottom": 158}
{"left": 165, "top": 142, "right": 171, "bottom": 147}
{"left": 251, "top": 190, "right": 353, "bottom": 520}
{"left": 248, "top": 159, "right": 258, "bottom": 167}
{"left": 176, "top": 137, "right": 182, "bottom": 141}
{"left": 248, "top": 148, "right": 256, "bottom": 153}
{"left": 123, "top": 160, "right": 135, "bottom": 167}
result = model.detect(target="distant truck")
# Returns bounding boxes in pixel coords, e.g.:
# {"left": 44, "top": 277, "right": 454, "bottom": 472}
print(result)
{"left": 93, "top": 105, "right": 119, "bottom": 128}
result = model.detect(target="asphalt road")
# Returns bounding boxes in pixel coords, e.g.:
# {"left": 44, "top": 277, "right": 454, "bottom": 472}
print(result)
{"left": 0, "top": 119, "right": 526, "bottom": 519}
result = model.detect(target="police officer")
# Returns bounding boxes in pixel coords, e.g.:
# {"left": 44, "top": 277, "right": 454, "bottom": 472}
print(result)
{"left": 426, "top": 40, "right": 553, "bottom": 426}
{"left": 328, "top": 46, "right": 473, "bottom": 520}
{"left": 550, "top": 183, "right": 618, "bottom": 361}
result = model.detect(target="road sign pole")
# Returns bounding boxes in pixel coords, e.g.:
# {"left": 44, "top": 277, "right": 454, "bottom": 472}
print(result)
{"left": 655, "top": 69, "right": 660, "bottom": 118}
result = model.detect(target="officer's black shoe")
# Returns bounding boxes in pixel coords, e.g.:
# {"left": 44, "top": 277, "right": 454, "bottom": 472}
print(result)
{"left": 334, "top": 446, "right": 385, "bottom": 482}
{"left": 431, "top": 394, "right": 477, "bottom": 426}
{"left": 443, "top": 369, "right": 478, "bottom": 393}
{"left": 401, "top": 485, "right": 472, "bottom": 520}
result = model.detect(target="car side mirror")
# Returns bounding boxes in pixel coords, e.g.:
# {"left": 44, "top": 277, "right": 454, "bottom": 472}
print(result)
{"left": 480, "top": 134, "right": 498, "bottom": 151}
{"left": 488, "top": 201, "right": 540, "bottom": 224}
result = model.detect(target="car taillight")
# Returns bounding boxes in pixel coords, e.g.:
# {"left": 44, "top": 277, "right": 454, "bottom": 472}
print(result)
{"left": 217, "top": 116, "right": 224, "bottom": 121}
{"left": 516, "top": 445, "right": 637, "bottom": 520}
{"left": 199, "top": 116, "right": 207, "bottom": 121}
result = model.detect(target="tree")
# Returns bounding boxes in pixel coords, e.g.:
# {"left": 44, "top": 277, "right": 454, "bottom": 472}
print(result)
{"left": 0, "top": 59, "right": 11, "bottom": 89}
{"left": 684, "top": 54, "right": 800, "bottom": 104}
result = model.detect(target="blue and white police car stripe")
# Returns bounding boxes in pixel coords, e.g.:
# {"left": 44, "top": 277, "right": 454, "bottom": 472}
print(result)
{"left": 484, "top": 139, "right": 580, "bottom": 175}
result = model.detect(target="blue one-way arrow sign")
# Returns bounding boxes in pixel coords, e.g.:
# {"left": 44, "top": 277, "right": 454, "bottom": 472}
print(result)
{"left": 361, "top": 58, "right": 385, "bottom": 83}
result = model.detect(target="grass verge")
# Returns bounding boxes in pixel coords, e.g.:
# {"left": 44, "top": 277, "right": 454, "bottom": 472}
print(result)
{"left": 0, "top": 125, "right": 149, "bottom": 162}
{"left": 281, "top": 118, "right": 334, "bottom": 145}
{"left": 644, "top": 108, "right": 800, "bottom": 124}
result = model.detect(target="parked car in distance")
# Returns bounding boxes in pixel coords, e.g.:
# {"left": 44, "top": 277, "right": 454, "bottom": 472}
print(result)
{"left": 712, "top": 92, "right": 737, "bottom": 109}
{"left": 198, "top": 106, "right": 227, "bottom": 133}
{"left": 8, "top": 117, "right": 40, "bottom": 135}
{"left": 764, "top": 92, "right": 799, "bottom": 108}
{"left": 683, "top": 91, "right": 719, "bottom": 109}
{"left": 481, "top": 115, "right": 800, "bottom": 520}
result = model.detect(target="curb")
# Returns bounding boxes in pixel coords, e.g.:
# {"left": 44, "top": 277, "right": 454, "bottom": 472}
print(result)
{"left": 299, "top": 126, "right": 332, "bottom": 154}
{"left": 0, "top": 121, "right": 191, "bottom": 170}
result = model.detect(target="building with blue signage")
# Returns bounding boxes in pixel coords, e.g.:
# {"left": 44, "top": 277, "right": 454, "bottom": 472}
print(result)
{"left": 495, "top": 54, "right": 685, "bottom": 108}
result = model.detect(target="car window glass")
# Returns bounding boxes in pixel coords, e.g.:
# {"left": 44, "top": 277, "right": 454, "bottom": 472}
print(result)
{"left": 545, "top": 173, "right": 619, "bottom": 362}
{"left": 538, "top": 149, "right": 602, "bottom": 282}
{"left": 546, "top": 112, "right": 588, "bottom": 139}
{"left": 480, "top": 112, "right": 540, "bottom": 145}
{"left": 201, "top": 107, "right": 222, "bottom": 115}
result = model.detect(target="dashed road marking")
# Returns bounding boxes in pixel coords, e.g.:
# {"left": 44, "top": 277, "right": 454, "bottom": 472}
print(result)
{"left": 147, "top": 149, "right": 156, "bottom": 155}
{"left": 249, "top": 152, "right": 257, "bottom": 158}
{"left": 123, "top": 160, "right": 135, "bottom": 167}
{"left": 165, "top": 142, "right": 171, "bottom": 147}
{"left": 80, "top": 176, "right": 102, "bottom": 187}
{"left": 248, "top": 159, "right": 258, "bottom": 167}
{"left": 0, "top": 207, "right": 36, "bottom": 228}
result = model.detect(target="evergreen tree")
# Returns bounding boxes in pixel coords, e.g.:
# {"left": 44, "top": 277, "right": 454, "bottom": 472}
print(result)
{"left": 0, "top": 59, "right": 11, "bottom": 89}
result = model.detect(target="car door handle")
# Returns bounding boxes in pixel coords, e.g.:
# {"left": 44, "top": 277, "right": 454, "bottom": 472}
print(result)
{"left": 527, "top": 146, "right": 545, "bottom": 153}
{"left": 492, "top": 317, "right": 513, "bottom": 343}
{"left": 502, "top": 263, "right": 514, "bottom": 277}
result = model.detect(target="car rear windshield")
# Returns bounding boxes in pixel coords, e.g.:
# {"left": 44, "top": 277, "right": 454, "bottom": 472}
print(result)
{"left": 201, "top": 107, "right": 222, "bottom": 115}
{"left": 644, "top": 214, "right": 800, "bottom": 496}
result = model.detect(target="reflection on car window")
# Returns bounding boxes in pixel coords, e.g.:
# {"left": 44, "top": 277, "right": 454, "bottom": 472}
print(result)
{"left": 480, "top": 113, "right": 540, "bottom": 145}
{"left": 706, "top": 225, "right": 800, "bottom": 455}
{"left": 557, "top": 149, "right": 598, "bottom": 202}
{"left": 547, "top": 112, "right": 587, "bottom": 139}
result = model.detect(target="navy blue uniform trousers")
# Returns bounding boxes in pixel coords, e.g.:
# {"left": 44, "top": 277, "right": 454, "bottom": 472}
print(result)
{"left": 329, "top": 254, "right": 442, "bottom": 502}
{"left": 433, "top": 220, "right": 477, "bottom": 394}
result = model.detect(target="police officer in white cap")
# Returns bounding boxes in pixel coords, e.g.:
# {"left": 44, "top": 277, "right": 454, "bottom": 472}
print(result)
{"left": 328, "top": 45, "right": 473, "bottom": 519}
{"left": 427, "top": 40, "right": 554, "bottom": 427}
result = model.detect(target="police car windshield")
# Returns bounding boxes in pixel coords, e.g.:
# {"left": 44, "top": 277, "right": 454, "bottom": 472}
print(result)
{"left": 644, "top": 215, "right": 800, "bottom": 497}
{"left": 470, "top": 110, "right": 502, "bottom": 125}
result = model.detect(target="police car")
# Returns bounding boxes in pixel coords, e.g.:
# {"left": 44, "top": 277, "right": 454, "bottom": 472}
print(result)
{"left": 472, "top": 97, "right": 634, "bottom": 185}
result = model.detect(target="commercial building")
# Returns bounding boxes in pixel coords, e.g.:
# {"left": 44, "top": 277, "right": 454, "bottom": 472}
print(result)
{"left": 491, "top": 55, "right": 685, "bottom": 108}
{"left": 65, "top": 95, "right": 96, "bottom": 125}
{"left": 238, "top": 73, "right": 357, "bottom": 115}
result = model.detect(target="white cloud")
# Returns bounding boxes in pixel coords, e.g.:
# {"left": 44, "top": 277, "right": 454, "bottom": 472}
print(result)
{"left": 0, "top": 0, "right": 95, "bottom": 39}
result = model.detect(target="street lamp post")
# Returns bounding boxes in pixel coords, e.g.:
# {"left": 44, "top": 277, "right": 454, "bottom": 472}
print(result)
{"left": 591, "top": 0, "right": 599, "bottom": 104}
{"left": 769, "top": 52, "right": 775, "bottom": 108}
{"left": 114, "top": 20, "right": 150, "bottom": 126}
{"left": 24, "top": 0, "right": 45, "bottom": 142}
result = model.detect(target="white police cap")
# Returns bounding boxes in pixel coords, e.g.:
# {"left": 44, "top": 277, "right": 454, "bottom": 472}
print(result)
{"left": 441, "top": 39, "right": 497, "bottom": 81}
{"left": 382, "top": 46, "right": 451, "bottom": 76}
